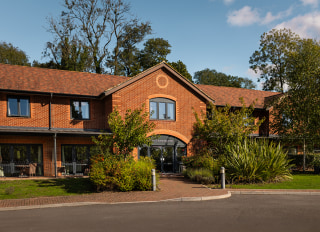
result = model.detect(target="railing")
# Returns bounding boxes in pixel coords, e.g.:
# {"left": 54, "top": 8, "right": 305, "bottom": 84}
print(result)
{"left": 0, "top": 162, "right": 43, "bottom": 177}
{"left": 61, "top": 162, "right": 90, "bottom": 176}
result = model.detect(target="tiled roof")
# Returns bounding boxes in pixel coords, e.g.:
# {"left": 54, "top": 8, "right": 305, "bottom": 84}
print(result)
{"left": 0, "top": 63, "right": 128, "bottom": 96}
{"left": 0, "top": 63, "right": 280, "bottom": 109}
{"left": 196, "top": 84, "right": 281, "bottom": 109}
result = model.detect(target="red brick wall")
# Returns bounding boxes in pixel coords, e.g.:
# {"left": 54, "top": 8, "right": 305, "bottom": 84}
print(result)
{"left": 0, "top": 93, "right": 106, "bottom": 130}
{"left": 113, "top": 68, "right": 207, "bottom": 155}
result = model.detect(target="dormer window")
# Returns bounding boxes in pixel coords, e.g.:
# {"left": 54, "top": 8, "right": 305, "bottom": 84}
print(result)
{"left": 150, "top": 98, "right": 175, "bottom": 121}
{"left": 7, "top": 96, "right": 30, "bottom": 117}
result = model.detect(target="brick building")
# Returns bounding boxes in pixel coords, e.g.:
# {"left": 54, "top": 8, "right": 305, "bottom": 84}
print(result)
{"left": 0, "top": 62, "right": 279, "bottom": 177}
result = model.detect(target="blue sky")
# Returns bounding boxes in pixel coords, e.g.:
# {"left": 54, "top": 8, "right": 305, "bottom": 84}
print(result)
{"left": 1, "top": 0, "right": 320, "bottom": 89}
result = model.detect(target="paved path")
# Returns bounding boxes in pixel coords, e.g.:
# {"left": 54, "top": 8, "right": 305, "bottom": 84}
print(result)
{"left": 0, "top": 176, "right": 230, "bottom": 210}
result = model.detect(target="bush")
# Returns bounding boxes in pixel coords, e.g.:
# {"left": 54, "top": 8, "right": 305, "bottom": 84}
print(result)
{"left": 183, "top": 168, "right": 216, "bottom": 185}
{"left": 182, "top": 155, "right": 220, "bottom": 173}
{"left": 224, "top": 139, "right": 293, "bottom": 183}
{"left": 288, "top": 154, "right": 318, "bottom": 171}
{"left": 89, "top": 154, "right": 156, "bottom": 192}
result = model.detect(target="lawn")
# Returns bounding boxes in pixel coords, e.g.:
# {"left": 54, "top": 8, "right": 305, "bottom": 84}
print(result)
{"left": 0, "top": 178, "right": 94, "bottom": 200}
{"left": 223, "top": 174, "right": 320, "bottom": 189}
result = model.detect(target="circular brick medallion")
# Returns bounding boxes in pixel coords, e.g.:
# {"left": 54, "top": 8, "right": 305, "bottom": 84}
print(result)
{"left": 156, "top": 75, "right": 169, "bottom": 88}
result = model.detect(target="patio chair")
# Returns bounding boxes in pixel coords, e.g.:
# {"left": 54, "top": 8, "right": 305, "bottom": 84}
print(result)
{"left": 27, "top": 163, "right": 37, "bottom": 176}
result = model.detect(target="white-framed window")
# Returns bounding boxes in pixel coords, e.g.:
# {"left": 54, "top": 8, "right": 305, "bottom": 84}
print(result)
{"left": 150, "top": 98, "right": 175, "bottom": 121}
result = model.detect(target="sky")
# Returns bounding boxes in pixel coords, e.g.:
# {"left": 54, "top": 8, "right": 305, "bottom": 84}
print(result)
{"left": 1, "top": 0, "right": 320, "bottom": 89}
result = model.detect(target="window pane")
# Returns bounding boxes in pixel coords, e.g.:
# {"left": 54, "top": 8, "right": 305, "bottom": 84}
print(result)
{"left": 167, "top": 103, "right": 175, "bottom": 120}
{"left": 62, "top": 146, "right": 73, "bottom": 163}
{"left": 159, "top": 102, "right": 166, "bottom": 119}
{"left": 139, "top": 147, "right": 149, "bottom": 158}
{"left": 0, "top": 145, "right": 11, "bottom": 163}
{"left": 71, "top": 101, "right": 80, "bottom": 119}
{"left": 150, "top": 102, "right": 158, "bottom": 119}
{"left": 20, "top": 98, "right": 29, "bottom": 116}
{"left": 30, "top": 145, "right": 42, "bottom": 163}
{"left": 8, "top": 98, "right": 18, "bottom": 116}
{"left": 81, "top": 101, "right": 89, "bottom": 119}
{"left": 76, "top": 146, "right": 88, "bottom": 163}
{"left": 13, "top": 145, "right": 27, "bottom": 163}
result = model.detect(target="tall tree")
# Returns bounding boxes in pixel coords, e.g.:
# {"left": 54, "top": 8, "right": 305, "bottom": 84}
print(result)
{"left": 249, "top": 28, "right": 301, "bottom": 92}
{"left": 0, "top": 42, "right": 30, "bottom": 66}
{"left": 138, "top": 38, "right": 171, "bottom": 71}
{"left": 270, "top": 38, "right": 320, "bottom": 170}
{"left": 107, "top": 21, "right": 151, "bottom": 76}
{"left": 193, "top": 68, "right": 255, "bottom": 89}
{"left": 44, "top": 14, "right": 92, "bottom": 72}
{"left": 46, "top": 0, "right": 150, "bottom": 74}
{"left": 168, "top": 60, "right": 193, "bottom": 82}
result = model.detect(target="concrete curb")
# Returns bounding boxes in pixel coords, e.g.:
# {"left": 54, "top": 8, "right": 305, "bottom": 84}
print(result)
{"left": 230, "top": 190, "right": 320, "bottom": 195}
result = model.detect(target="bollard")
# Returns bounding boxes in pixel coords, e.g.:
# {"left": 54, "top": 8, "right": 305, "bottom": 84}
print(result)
{"left": 152, "top": 169, "right": 156, "bottom": 191}
{"left": 220, "top": 167, "right": 225, "bottom": 189}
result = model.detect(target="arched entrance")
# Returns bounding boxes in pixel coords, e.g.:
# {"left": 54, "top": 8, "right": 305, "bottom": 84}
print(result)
{"left": 138, "top": 135, "right": 187, "bottom": 173}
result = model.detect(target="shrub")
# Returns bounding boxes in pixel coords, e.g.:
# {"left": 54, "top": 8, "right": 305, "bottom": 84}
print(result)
{"left": 224, "top": 139, "right": 293, "bottom": 183}
{"left": 89, "top": 154, "right": 156, "bottom": 192}
{"left": 182, "top": 155, "right": 220, "bottom": 174}
{"left": 183, "top": 168, "right": 216, "bottom": 185}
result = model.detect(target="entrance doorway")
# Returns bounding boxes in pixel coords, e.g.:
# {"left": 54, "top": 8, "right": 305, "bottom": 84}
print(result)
{"left": 139, "top": 135, "right": 187, "bottom": 173}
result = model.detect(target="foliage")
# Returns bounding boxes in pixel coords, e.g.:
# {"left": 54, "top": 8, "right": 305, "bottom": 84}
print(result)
{"left": 168, "top": 60, "right": 193, "bottom": 82}
{"left": 107, "top": 21, "right": 152, "bottom": 76}
{"left": 287, "top": 154, "right": 315, "bottom": 170}
{"left": 193, "top": 68, "right": 255, "bottom": 89}
{"left": 45, "top": 0, "right": 151, "bottom": 74}
{"left": 138, "top": 38, "right": 171, "bottom": 71}
{"left": 270, "top": 38, "right": 320, "bottom": 170}
{"left": 0, "top": 42, "right": 30, "bottom": 66}
{"left": 249, "top": 28, "right": 301, "bottom": 92}
{"left": 92, "top": 106, "right": 156, "bottom": 159}
{"left": 193, "top": 99, "right": 263, "bottom": 156}
{"left": 311, "top": 154, "right": 320, "bottom": 167}
{"left": 43, "top": 15, "right": 93, "bottom": 72}
{"left": 89, "top": 154, "right": 156, "bottom": 192}
{"left": 182, "top": 155, "right": 219, "bottom": 173}
{"left": 224, "top": 139, "right": 293, "bottom": 183}
{"left": 183, "top": 168, "right": 216, "bottom": 185}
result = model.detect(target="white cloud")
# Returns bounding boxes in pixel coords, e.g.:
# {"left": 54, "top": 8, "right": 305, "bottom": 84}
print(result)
{"left": 275, "top": 12, "right": 320, "bottom": 39}
{"left": 227, "top": 6, "right": 260, "bottom": 26}
{"left": 261, "top": 7, "right": 293, "bottom": 25}
{"left": 300, "top": 0, "right": 319, "bottom": 7}
{"left": 223, "top": 0, "right": 234, "bottom": 5}
{"left": 227, "top": 6, "right": 292, "bottom": 26}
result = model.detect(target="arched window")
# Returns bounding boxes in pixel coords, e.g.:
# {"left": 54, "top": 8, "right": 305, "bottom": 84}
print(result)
{"left": 149, "top": 98, "right": 175, "bottom": 121}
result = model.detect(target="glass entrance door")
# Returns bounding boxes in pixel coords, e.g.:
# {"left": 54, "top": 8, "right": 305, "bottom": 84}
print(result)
{"left": 149, "top": 146, "right": 174, "bottom": 173}
{"left": 139, "top": 135, "right": 187, "bottom": 173}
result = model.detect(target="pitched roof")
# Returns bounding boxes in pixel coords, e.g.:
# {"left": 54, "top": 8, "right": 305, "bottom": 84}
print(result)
{"left": 0, "top": 63, "right": 279, "bottom": 109}
{"left": 0, "top": 63, "right": 128, "bottom": 96}
{"left": 102, "top": 62, "right": 214, "bottom": 103}
{"left": 196, "top": 84, "right": 280, "bottom": 109}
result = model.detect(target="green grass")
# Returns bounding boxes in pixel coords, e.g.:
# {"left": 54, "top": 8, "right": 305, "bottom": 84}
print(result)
{"left": 0, "top": 178, "right": 95, "bottom": 200}
{"left": 217, "top": 174, "right": 320, "bottom": 189}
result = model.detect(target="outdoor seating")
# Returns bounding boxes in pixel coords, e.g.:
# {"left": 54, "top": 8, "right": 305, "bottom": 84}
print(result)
{"left": 27, "top": 163, "right": 37, "bottom": 176}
